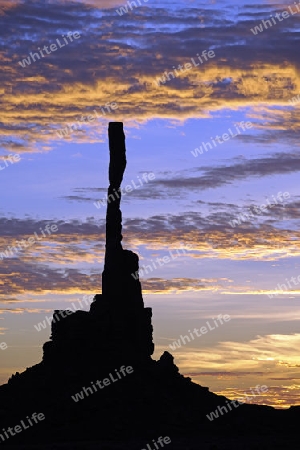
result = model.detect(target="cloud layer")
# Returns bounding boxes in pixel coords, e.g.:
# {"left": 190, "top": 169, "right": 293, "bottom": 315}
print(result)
{"left": 2, "top": 0, "right": 300, "bottom": 151}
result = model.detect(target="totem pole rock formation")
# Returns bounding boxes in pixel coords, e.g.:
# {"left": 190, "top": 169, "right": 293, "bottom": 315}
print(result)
{"left": 42, "top": 122, "right": 154, "bottom": 369}
{"left": 93, "top": 122, "right": 154, "bottom": 362}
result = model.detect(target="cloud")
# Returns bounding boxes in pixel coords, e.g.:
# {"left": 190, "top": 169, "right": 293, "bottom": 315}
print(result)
{"left": 168, "top": 334, "right": 300, "bottom": 407}
{"left": 154, "top": 152, "right": 300, "bottom": 191}
{"left": 175, "top": 334, "right": 300, "bottom": 372}
{"left": 185, "top": 371, "right": 265, "bottom": 378}
{"left": 139, "top": 277, "right": 221, "bottom": 294}
{"left": 0, "top": 308, "right": 50, "bottom": 314}
{"left": 75, "top": 0, "right": 124, "bottom": 6}
{"left": 1, "top": 213, "right": 300, "bottom": 301}
{"left": 2, "top": 0, "right": 300, "bottom": 151}
{"left": 68, "top": 153, "right": 300, "bottom": 207}
{"left": 216, "top": 384, "right": 300, "bottom": 408}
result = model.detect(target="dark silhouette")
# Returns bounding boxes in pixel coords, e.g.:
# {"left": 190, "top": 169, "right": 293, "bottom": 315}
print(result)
{"left": 0, "top": 123, "right": 299, "bottom": 448}
{"left": 43, "top": 123, "right": 154, "bottom": 368}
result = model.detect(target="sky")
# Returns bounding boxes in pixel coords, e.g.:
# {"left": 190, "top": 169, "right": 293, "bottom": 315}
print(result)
{"left": 1, "top": 0, "right": 300, "bottom": 409}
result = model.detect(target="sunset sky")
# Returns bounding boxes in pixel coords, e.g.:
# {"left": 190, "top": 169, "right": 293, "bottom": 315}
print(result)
{"left": 1, "top": 0, "right": 300, "bottom": 409}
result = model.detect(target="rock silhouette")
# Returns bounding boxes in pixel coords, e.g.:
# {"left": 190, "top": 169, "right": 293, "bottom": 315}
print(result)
{"left": 0, "top": 123, "right": 299, "bottom": 448}
{"left": 43, "top": 123, "right": 154, "bottom": 368}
